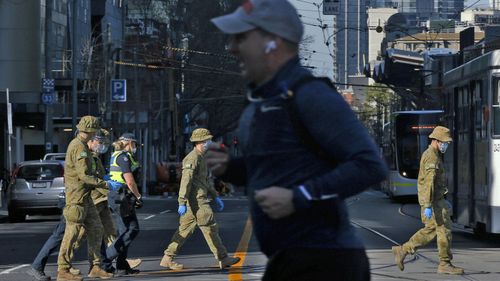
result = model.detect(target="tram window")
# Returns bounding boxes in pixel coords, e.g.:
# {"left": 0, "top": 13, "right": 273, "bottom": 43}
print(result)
{"left": 474, "top": 82, "right": 483, "bottom": 140}
{"left": 493, "top": 78, "right": 500, "bottom": 136}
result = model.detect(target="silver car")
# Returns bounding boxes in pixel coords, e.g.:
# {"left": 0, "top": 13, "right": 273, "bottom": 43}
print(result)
{"left": 7, "top": 160, "right": 65, "bottom": 222}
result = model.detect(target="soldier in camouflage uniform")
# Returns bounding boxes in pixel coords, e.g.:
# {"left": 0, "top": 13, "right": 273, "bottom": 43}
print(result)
{"left": 160, "top": 128, "right": 240, "bottom": 270}
{"left": 392, "top": 126, "right": 464, "bottom": 275}
{"left": 88, "top": 129, "right": 117, "bottom": 246}
{"left": 56, "top": 116, "right": 114, "bottom": 281}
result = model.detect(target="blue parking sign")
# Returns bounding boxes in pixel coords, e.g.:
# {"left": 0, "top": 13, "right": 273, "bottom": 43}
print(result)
{"left": 111, "top": 79, "right": 127, "bottom": 102}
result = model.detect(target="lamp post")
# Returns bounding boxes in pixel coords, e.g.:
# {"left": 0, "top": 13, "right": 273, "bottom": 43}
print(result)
{"left": 71, "top": 0, "right": 78, "bottom": 131}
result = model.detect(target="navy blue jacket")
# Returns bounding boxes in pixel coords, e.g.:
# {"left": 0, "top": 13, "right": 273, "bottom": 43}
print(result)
{"left": 223, "top": 57, "right": 388, "bottom": 257}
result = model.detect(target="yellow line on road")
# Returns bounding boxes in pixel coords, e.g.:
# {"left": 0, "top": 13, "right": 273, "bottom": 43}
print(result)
{"left": 228, "top": 216, "right": 253, "bottom": 281}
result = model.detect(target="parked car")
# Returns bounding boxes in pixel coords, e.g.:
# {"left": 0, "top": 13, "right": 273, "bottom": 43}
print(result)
{"left": 43, "top": 152, "right": 66, "bottom": 162}
{"left": 7, "top": 160, "right": 65, "bottom": 222}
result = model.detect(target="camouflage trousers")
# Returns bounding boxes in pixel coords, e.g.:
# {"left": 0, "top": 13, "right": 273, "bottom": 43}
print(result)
{"left": 402, "top": 199, "right": 452, "bottom": 262}
{"left": 164, "top": 202, "right": 228, "bottom": 260}
{"left": 95, "top": 201, "right": 117, "bottom": 246}
{"left": 57, "top": 201, "right": 104, "bottom": 270}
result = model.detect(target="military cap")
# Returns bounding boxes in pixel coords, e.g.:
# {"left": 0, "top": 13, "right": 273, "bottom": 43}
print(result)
{"left": 76, "top": 115, "right": 100, "bottom": 133}
{"left": 190, "top": 128, "right": 213, "bottom": 142}
{"left": 119, "top": 132, "right": 137, "bottom": 143}
{"left": 429, "top": 126, "right": 452, "bottom": 142}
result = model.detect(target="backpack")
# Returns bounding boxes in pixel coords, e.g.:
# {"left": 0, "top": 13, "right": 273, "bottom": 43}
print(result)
{"left": 284, "top": 76, "right": 338, "bottom": 168}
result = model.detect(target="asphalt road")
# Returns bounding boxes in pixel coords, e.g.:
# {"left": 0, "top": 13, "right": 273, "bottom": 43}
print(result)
{"left": 1, "top": 191, "right": 500, "bottom": 281}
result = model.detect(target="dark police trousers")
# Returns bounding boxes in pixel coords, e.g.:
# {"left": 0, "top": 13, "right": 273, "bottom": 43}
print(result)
{"left": 102, "top": 199, "right": 139, "bottom": 270}
{"left": 262, "top": 247, "right": 370, "bottom": 281}
{"left": 32, "top": 215, "right": 66, "bottom": 271}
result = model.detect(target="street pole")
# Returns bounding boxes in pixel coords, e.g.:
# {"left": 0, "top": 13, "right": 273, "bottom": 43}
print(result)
{"left": 71, "top": 0, "right": 78, "bottom": 130}
{"left": 45, "top": 0, "right": 53, "bottom": 153}
{"left": 6, "top": 89, "right": 13, "bottom": 175}
{"left": 134, "top": 46, "right": 140, "bottom": 149}
{"left": 167, "top": 40, "right": 177, "bottom": 160}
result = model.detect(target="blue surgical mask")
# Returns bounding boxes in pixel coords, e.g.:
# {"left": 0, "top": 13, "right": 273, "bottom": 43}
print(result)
{"left": 203, "top": 140, "right": 213, "bottom": 151}
{"left": 438, "top": 142, "right": 449, "bottom": 154}
{"left": 97, "top": 144, "right": 108, "bottom": 154}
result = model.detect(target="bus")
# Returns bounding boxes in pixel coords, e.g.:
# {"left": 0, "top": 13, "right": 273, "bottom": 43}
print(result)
{"left": 381, "top": 110, "right": 443, "bottom": 198}
{"left": 442, "top": 49, "right": 500, "bottom": 234}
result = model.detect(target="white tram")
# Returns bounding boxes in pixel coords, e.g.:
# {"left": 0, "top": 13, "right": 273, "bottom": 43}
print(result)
{"left": 443, "top": 49, "right": 500, "bottom": 234}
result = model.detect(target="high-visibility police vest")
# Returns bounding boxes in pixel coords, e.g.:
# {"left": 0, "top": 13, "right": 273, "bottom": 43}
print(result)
{"left": 109, "top": 150, "right": 139, "bottom": 184}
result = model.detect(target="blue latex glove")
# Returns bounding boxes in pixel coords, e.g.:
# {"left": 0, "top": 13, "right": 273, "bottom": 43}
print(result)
{"left": 106, "top": 180, "right": 122, "bottom": 191}
{"left": 215, "top": 197, "right": 224, "bottom": 212}
{"left": 424, "top": 207, "right": 433, "bottom": 219}
{"left": 178, "top": 205, "right": 187, "bottom": 216}
{"left": 103, "top": 174, "right": 111, "bottom": 181}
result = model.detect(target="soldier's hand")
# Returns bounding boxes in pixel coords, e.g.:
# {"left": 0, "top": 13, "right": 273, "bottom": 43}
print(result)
{"left": 107, "top": 180, "right": 122, "bottom": 191}
{"left": 215, "top": 197, "right": 224, "bottom": 211}
{"left": 424, "top": 207, "right": 432, "bottom": 219}
{"left": 205, "top": 143, "right": 229, "bottom": 177}
{"left": 255, "top": 186, "right": 295, "bottom": 219}
{"left": 178, "top": 205, "right": 187, "bottom": 216}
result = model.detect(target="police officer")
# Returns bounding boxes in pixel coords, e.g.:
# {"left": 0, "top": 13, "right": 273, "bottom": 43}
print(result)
{"left": 392, "top": 126, "right": 464, "bottom": 275}
{"left": 57, "top": 116, "right": 115, "bottom": 281}
{"left": 102, "top": 133, "right": 143, "bottom": 275}
{"left": 160, "top": 128, "right": 240, "bottom": 270}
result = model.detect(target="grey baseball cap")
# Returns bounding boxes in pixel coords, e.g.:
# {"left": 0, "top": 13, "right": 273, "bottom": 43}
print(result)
{"left": 211, "top": 0, "right": 303, "bottom": 44}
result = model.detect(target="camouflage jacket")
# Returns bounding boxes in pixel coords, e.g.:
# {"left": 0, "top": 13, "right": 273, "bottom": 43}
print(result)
{"left": 64, "top": 136, "right": 107, "bottom": 205}
{"left": 417, "top": 145, "right": 447, "bottom": 208}
{"left": 178, "top": 148, "right": 218, "bottom": 206}
{"left": 90, "top": 152, "right": 109, "bottom": 205}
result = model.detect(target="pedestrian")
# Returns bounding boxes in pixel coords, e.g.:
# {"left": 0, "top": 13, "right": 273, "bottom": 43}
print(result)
{"left": 159, "top": 128, "right": 240, "bottom": 270}
{"left": 89, "top": 129, "right": 117, "bottom": 247}
{"left": 102, "top": 133, "right": 143, "bottom": 276}
{"left": 26, "top": 128, "right": 123, "bottom": 281}
{"left": 56, "top": 116, "right": 116, "bottom": 281}
{"left": 392, "top": 126, "right": 464, "bottom": 275}
{"left": 207, "top": 1, "right": 387, "bottom": 280}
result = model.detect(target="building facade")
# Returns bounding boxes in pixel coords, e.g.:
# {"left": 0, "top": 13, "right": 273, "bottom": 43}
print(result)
{"left": 333, "top": 0, "right": 368, "bottom": 87}
{"left": 0, "top": 0, "right": 124, "bottom": 170}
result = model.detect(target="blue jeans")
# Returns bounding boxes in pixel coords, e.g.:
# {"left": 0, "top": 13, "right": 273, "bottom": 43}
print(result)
{"left": 32, "top": 215, "right": 66, "bottom": 271}
{"left": 102, "top": 204, "right": 139, "bottom": 270}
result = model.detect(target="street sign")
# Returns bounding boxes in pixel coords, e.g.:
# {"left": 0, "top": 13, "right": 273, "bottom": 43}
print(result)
{"left": 111, "top": 79, "right": 127, "bottom": 102}
{"left": 323, "top": 0, "right": 340, "bottom": 15}
{"left": 45, "top": 142, "right": 52, "bottom": 151}
{"left": 42, "top": 78, "right": 55, "bottom": 92}
{"left": 41, "top": 92, "right": 55, "bottom": 105}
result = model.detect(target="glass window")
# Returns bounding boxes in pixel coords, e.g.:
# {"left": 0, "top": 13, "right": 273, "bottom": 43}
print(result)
{"left": 395, "top": 113, "right": 442, "bottom": 179}
{"left": 17, "top": 164, "right": 64, "bottom": 181}
{"left": 492, "top": 78, "right": 500, "bottom": 136}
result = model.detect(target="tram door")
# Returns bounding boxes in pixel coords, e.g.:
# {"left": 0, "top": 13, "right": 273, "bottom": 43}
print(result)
{"left": 455, "top": 85, "right": 475, "bottom": 227}
{"left": 472, "top": 81, "right": 488, "bottom": 226}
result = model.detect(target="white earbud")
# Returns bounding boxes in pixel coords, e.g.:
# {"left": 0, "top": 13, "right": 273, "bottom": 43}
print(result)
{"left": 264, "top": 40, "right": 277, "bottom": 54}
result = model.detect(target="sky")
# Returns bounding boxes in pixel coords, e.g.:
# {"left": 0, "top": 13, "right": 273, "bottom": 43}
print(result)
{"left": 289, "top": 0, "right": 492, "bottom": 79}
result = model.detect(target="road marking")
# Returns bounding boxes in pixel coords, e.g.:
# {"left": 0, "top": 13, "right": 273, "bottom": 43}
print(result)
{"left": 228, "top": 216, "right": 253, "bottom": 281}
{"left": 0, "top": 264, "right": 29, "bottom": 275}
{"left": 144, "top": 215, "right": 156, "bottom": 220}
{"left": 160, "top": 210, "right": 171, "bottom": 214}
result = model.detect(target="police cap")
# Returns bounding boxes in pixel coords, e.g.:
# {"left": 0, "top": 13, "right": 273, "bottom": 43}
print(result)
{"left": 119, "top": 133, "right": 137, "bottom": 143}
